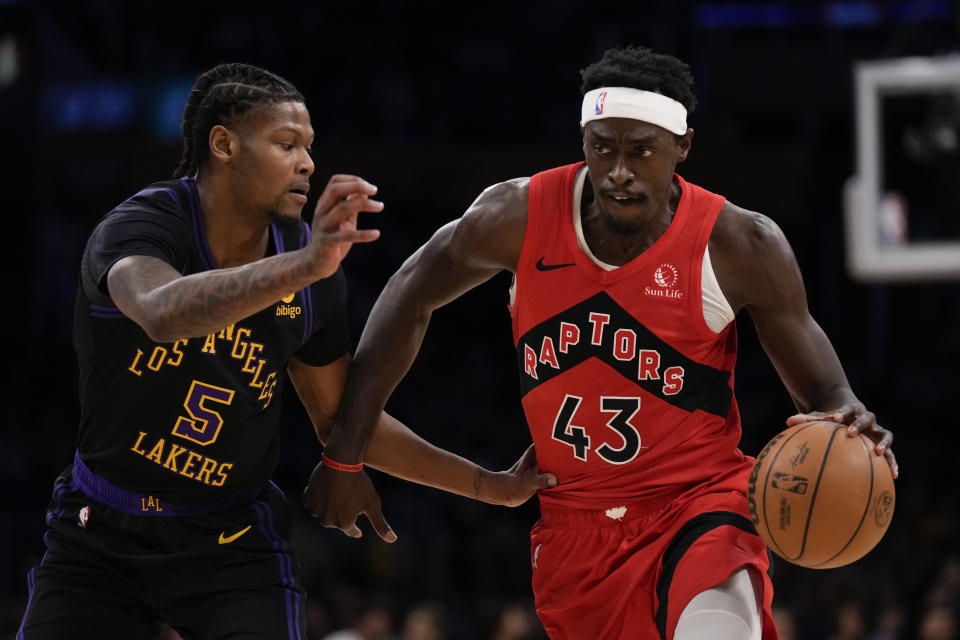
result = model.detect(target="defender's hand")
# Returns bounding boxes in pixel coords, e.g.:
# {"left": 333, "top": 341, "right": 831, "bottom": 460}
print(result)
{"left": 303, "top": 462, "right": 397, "bottom": 543}
{"left": 307, "top": 174, "right": 384, "bottom": 279}
{"left": 787, "top": 404, "right": 898, "bottom": 479}
{"left": 483, "top": 445, "right": 558, "bottom": 507}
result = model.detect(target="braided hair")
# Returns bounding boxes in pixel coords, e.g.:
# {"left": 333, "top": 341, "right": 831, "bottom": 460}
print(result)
{"left": 173, "top": 63, "right": 305, "bottom": 178}
{"left": 579, "top": 46, "right": 696, "bottom": 116}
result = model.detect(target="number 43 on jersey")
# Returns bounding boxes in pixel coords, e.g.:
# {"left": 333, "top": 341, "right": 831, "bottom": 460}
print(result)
{"left": 552, "top": 395, "right": 642, "bottom": 464}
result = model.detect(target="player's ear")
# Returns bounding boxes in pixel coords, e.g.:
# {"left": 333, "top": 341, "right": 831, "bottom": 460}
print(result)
{"left": 676, "top": 128, "right": 694, "bottom": 163}
{"left": 208, "top": 125, "right": 237, "bottom": 164}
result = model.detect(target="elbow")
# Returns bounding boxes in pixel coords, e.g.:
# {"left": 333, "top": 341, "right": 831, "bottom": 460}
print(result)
{"left": 313, "top": 418, "right": 333, "bottom": 445}
{"left": 136, "top": 311, "right": 184, "bottom": 344}
{"left": 382, "top": 270, "right": 433, "bottom": 325}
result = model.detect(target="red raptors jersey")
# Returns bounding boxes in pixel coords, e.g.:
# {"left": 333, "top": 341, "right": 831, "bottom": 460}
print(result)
{"left": 510, "top": 162, "right": 753, "bottom": 510}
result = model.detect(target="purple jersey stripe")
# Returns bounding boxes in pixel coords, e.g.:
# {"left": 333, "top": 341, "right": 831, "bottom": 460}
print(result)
{"left": 296, "top": 226, "right": 314, "bottom": 345}
{"left": 45, "top": 482, "right": 72, "bottom": 524}
{"left": 252, "top": 500, "right": 303, "bottom": 640}
{"left": 135, "top": 187, "right": 181, "bottom": 206}
{"left": 71, "top": 451, "right": 251, "bottom": 516}
{"left": 15, "top": 567, "right": 36, "bottom": 639}
{"left": 91, "top": 310, "right": 125, "bottom": 319}
{"left": 271, "top": 224, "right": 285, "bottom": 254}
{"left": 180, "top": 176, "right": 217, "bottom": 271}
{"left": 301, "top": 283, "right": 314, "bottom": 344}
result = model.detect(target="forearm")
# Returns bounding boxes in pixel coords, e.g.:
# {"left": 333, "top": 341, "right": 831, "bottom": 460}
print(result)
{"left": 324, "top": 271, "right": 433, "bottom": 461}
{"left": 759, "top": 312, "right": 859, "bottom": 413}
{"left": 136, "top": 250, "right": 318, "bottom": 341}
{"left": 323, "top": 206, "right": 516, "bottom": 463}
{"left": 365, "top": 412, "right": 500, "bottom": 503}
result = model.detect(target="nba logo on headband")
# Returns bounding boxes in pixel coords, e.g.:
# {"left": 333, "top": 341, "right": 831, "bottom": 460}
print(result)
{"left": 594, "top": 91, "right": 607, "bottom": 115}
{"left": 581, "top": 87, "right": 688, "bottom": 134}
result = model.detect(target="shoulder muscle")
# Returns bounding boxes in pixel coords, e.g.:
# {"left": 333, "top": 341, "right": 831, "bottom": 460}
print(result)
{"left": 446, "top": 178, "right": 530, "bottom": 272}
{"left": 709, "top": 202, "right": 806, "bottom": 313}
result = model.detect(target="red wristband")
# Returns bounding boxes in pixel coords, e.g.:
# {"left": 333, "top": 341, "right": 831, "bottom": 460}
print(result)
{"left": 321, "top": 454, "right": 363, "bottom": 473}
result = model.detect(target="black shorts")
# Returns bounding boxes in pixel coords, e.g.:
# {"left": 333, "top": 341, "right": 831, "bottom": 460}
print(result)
{"left": 18, "top": 466, "right": 307, "bottom": 639}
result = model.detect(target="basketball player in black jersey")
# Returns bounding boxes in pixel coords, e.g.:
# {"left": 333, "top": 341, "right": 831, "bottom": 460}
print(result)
{"left": 18, "top": 63, "right": 555, "bottom": 639}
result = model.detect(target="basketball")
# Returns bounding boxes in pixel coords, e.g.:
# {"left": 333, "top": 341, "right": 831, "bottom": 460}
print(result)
{"left": 746, "top": 420, "right": 895, "bottom": 569}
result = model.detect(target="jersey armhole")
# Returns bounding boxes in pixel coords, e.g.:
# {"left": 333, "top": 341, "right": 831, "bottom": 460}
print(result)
{"left": 510, "top": 177, "right": 539, "bottom": 340}
{"left": 690, "top": 195, "right": 734, "bottom": 341}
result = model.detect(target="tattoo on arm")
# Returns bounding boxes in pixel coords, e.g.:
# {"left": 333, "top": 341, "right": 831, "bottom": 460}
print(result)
{"left": 126, "top": 251, "right": 314, "bottom": 340}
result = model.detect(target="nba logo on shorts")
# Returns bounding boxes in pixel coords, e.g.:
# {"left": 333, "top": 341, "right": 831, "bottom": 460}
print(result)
{"left": 595, "top": 91, "right": 607, "bottom": 115}
{"left": 78, "top": 506, "right": 90, "bottom": 529}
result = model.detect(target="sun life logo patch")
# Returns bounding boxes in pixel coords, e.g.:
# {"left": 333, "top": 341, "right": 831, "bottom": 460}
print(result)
{"left": 653, "top": 264, "right": 679, "bottom": 288}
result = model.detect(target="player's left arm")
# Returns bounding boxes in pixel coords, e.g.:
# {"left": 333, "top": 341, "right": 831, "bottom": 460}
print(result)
{"left": 288, "top": 355, "right": 554, "bottom": 511}
{"left": 714, "top": 204, "right": 897, "bottom": 477}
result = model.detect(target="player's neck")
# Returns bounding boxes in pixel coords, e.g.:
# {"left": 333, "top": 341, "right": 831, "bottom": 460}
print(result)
{"left": 195, "top": 174, "right": 271, "bottom": 269}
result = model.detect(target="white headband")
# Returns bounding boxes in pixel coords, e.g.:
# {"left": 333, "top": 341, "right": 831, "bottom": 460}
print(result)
{"left": 580, "top": 87, "right": 688, "bottom": 135}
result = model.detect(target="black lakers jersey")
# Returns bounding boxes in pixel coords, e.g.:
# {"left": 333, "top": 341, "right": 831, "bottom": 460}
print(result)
{"left": 72, "top": 176, "right": 350, "bottom": 508}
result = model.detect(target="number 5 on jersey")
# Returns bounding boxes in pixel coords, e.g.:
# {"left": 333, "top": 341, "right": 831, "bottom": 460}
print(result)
{"left": 171, "top": 381, "right": 236, "bottom": 446}
{"left": 552, "top": 395, "right": 642, "bottom": 464}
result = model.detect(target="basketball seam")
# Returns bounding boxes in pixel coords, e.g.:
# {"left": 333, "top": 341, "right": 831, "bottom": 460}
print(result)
{"left": 795, "top": 424, "right": 841, "bottom": 561}
{"left": 811, "top": 434, "right": 875, "bottom": 568}
{"left": 762, "top": 423, "right": 817, "bottom": 561}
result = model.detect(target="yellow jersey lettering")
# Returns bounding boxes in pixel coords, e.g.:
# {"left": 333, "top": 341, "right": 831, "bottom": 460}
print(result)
{"left": 140, "top": 496, "right": 163, "bottom": 513}
{"left": 212, "top": 462, "right": 233, "bottom": 487}
{"left": 128, "top": 349, "right": 145, "bottom": 377}
{"left": 248, "top": 359, "right": 267, "bottom": 390}
{"left": 258, "top": 371, "right": 277, "bottom": 407}
{"left": 231, "top": 327, "right": 251, "bottom": 360}
{"left": 201, "top": 332, "right": 217, "bottom": 354}
{"left": 146, "top": 438, "right": 165, "bottom": 463}
{"left": 195, "top": 458, "right": 218, "bottom": 485}
{"left": 131, "top": 431, "right": 148, "bottom": 455}
{"left": 147, "top": 346, "right": 168, "bottom": 372}
{"left": 241, "top": 342, "right": 264, "bottom": 375}
{"left": 129, "top": 432, "right": 235, "bottom": 490}
{"left": 162, "top": 444, "right": 187, "bottom": 472}
{"left": 180, "top": 451, "right": 202, "bottom": 478}
{"left": 217, "top": 324, "right": 236, "bottom": 342}
{"left": 167, "top": 339, "right": 188, "bottom": 367}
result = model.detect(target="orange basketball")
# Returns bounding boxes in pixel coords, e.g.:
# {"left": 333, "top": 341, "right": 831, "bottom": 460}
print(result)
{"left": 746, "top": 420, "right": 895, "bottom": 569}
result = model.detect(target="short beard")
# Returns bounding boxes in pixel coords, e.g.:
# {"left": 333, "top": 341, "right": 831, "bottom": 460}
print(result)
{"left": 601, "top": 211, "right": 645, "bottom": 236}
{"left": 268, "top": 210, "right": 304, "bottom": 233}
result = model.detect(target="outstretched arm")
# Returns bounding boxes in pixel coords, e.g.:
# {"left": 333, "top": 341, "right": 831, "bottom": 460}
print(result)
{"left": 289, "top": 355, "right": 554, "bottom": 540}
{"left": 108, "top": 176, "right": 382, "bottom": 342}
{"left": 712, "top": 204, "right": 897, "bottom": 477}
{"left": 305, "top": 179, "right": 533, "bottom": 538}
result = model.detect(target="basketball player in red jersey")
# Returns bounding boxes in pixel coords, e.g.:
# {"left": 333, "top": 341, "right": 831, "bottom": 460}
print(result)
{"left": 306, "top": 47, "right": 898, "bottom": 639}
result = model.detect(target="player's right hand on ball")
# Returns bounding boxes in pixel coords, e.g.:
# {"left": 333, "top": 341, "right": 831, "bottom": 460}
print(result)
{"left": 307, "top": 174, "right": 383, "bottom": 279}
{"left": 302, "top": 461, "right": 397, "bottom": 543}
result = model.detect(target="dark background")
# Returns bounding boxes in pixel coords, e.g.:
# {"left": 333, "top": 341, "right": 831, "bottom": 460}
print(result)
{"left": 1, "top": 1, "right": 959, "bottom": 639}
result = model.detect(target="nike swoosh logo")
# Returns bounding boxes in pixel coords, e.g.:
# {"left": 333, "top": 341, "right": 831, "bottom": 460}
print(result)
{"left": 536, "top": 257, "right": 575, "bottom": 271}
{"left": 218, "top": 525, "right": 252, "bottom": 545}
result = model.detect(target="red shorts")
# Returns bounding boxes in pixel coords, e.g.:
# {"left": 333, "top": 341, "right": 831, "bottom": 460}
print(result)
{"left": 530, "top": 489, "right": 778, "bottom": 640}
